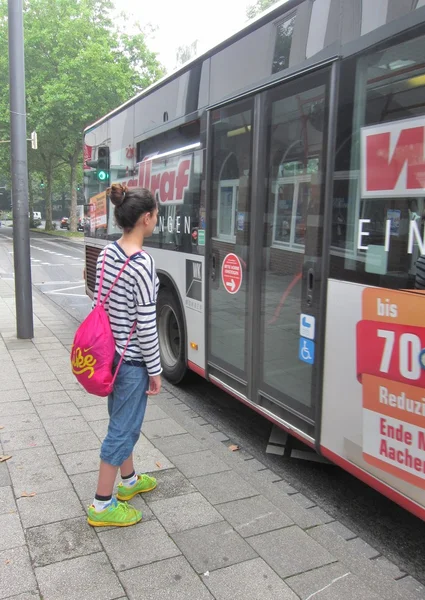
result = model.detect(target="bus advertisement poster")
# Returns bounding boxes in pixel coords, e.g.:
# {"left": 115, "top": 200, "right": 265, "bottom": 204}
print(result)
{"left": 89, "top": 191, "right": 107, "bottom": 230}
{"left": 357, "top": 288, "right": 425, "bottom": 490}
{"left": 321, "top": 280, "right": 425, "bottom": 515}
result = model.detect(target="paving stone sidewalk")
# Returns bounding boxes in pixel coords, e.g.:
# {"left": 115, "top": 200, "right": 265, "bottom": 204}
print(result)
{"left": 0, "top": 277, "right": 424, "bottom": 600}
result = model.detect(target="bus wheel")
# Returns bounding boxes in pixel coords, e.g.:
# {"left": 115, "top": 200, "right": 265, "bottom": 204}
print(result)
{"left": 157, "top": 287, "right": 186, "bottom": 384}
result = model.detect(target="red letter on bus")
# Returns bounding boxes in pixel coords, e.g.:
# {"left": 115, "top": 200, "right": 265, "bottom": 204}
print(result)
{"left": 366, "top": 126, "right": 425, "bottom": 192}
{"left": 175, "top": 159, "right": 191, "bottom": 201}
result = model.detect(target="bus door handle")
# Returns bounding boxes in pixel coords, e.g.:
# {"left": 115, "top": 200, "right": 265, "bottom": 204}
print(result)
{"left": 211, "top": 254, "right": 216, "bottom": 280}
{"left": 306, "top": 268, "right": 314, "bottom": 307}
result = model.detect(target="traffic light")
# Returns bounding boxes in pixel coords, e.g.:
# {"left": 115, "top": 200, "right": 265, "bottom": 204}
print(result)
{"left": 85, "top": 146, "right": 110, "bottom": 182}
{"left": 97, "top": 146, "right": 110, "bottom": 182}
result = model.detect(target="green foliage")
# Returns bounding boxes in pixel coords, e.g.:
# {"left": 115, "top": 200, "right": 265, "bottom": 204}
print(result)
{"left": 30, "top": 228, "right": 83, "bottom": 238}
{"left": 176, "top": 40, "right": 198, "bottom": 68}
{"left": 0, "top": 0, "right": 165, "bottom": 230}
{"left": 246, "top": 0, "right": 279, "bottom": 20}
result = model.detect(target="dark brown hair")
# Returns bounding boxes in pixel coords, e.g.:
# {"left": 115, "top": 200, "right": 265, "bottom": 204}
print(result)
{"left": 107, "top": 183, "right": 157, "bottom": 232}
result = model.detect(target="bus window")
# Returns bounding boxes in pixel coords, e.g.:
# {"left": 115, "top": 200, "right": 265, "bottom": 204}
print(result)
{"left": 272, "top": 12, "right": 296, "bottom": 74}
{"left": 209, "top": 101, "right": 253, "bottom": 379}
{"left": 217, "top": 153, "right": 239, "bottom": 242}
{"left": 145, "top": 146, "right": 203, "bottom": 254}
{"left": 136, "top": 121, "right": 200, "bottom": 162}
{"left": 126, "top": 123, "right": 203, "bottom": 254}
{"left": 331, "top": 32, "right": 425, "bottom": 289}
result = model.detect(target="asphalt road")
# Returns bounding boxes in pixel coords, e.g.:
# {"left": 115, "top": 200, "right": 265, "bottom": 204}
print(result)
{"left": 0, "top": 226, "right": 91, "bottom": 323}
{"left": 0, "top": 226, "right": 424, "bottom": 585}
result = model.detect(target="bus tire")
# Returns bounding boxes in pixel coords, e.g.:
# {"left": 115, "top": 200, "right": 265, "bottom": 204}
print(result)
{"left": 157, "top": 287, "right": 187, "bottom": 384}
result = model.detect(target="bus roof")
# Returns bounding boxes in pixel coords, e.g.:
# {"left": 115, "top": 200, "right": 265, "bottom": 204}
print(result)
{"left": 84, "top": 0, "right": 295, "bottom": 134}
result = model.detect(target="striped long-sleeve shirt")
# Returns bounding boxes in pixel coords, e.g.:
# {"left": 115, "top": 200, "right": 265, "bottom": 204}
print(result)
{"left": 93, "top": 242, "right": 162, "bottom": 376}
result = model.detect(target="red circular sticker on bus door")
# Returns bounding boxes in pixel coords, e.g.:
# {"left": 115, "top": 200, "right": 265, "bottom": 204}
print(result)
{"left": 222, "top": 253, "right": 243, "bottom": 294}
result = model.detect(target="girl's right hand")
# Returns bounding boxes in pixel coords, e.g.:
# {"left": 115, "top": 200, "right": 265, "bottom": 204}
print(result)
{"left": 147, "top": 375, "right": 162, "bottom": 396}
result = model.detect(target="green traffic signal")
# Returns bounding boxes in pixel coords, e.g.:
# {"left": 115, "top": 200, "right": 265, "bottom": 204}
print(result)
{"left": 85, "top": 146, "right": 110, "bottom": 182}
{"left": 97, "top": 170, "right": 109, "bottom": 182}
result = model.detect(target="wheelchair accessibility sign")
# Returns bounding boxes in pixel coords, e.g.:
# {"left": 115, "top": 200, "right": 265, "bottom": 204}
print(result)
{"left": 299, "top": 338, "right": 315, "bottom": 365}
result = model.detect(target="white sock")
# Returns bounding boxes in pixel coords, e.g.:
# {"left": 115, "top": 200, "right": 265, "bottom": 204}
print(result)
{"left": 93, "top": 497, "right": 113, "bottom": 512}
{"left": 122, "top": 472, "right": 138, "bottom": 487}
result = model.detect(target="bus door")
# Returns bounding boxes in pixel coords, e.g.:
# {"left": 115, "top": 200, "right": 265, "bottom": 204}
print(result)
{"left": 207, "top": 67, "right": 334, "bottom": 440}
{"left": 207, "top": 98, "right": 254, "bottom": 397}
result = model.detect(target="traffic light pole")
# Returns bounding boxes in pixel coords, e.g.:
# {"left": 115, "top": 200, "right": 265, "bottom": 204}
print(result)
{"left": 8, "top": 0, "right": 34, "bottom": 339}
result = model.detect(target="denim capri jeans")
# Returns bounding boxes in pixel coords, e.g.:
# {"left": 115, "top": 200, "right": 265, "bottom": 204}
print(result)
{"left": 100, "top": 356, "right": 149, "bottom": 467}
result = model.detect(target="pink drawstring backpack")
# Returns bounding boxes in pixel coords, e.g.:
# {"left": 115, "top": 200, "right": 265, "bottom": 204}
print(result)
{"left": 70, "top": 251, "right": 138, "bottom": 396}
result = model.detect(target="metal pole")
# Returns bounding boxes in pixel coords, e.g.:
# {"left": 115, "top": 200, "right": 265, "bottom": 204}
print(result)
{"left": 8, "top": 0, "right": 33, "bottom": 339}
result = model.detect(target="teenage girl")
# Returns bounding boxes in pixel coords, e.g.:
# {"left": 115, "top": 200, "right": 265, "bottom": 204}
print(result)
{"left": 87, "top": 184, "right": 162, "bottom": 527}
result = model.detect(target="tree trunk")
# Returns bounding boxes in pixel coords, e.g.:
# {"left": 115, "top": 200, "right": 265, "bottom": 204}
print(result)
{"left": 69, "top": 149, "right": 79, "bottom": 232}
{"left": 45, "top": 162, "right": 54, "bottom": 231}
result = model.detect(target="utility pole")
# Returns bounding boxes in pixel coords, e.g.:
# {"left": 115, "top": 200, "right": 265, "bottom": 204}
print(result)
{"left": 8, "top": 0, "right": 34, "bottom": 338}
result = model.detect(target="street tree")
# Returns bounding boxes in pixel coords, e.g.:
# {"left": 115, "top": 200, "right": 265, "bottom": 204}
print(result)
{"left": 0, "top": 0, "right": 165, "bottom": 231}
{"left": 0, "top": 7, "right": 10, "bottom": 193}
{"left": 176, "top": 40, "right": 198, "bottom": 68}
{"left": 246, "top": 0, "right": 279, "bottom": 19}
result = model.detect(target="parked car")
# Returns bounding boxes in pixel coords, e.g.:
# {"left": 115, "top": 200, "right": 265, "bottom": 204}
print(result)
{"left": 60, "top": 217, "right": 70, "bottom": 230}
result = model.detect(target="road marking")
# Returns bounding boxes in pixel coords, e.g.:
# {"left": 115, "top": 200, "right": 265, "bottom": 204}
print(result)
{"left": 45, "top": 292, "right": 87, "bottom": 297}
{"left": 4, "top": 244, "right": 83, "bottom": 266}
{"left": 31, "top": 246, "right": 61, "bottom": 255}
{"left": 35, "top": 280, "right": 84, "bottom": 286}
{"left": 33, "top": 238, "right": 84, "bottom": 253}
{"left": 30, "top": 245, "right": 81, "bottom": 260}
{"left": 31, "top": 246, "right": 54, "bottom": 253}
{"left": 45, "top": 283, "right": 85, "bottom": 295}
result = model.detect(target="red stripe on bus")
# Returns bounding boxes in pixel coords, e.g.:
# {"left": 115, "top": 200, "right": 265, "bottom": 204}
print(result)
{"left": 187, "top": 360, "right": 206, "bottom": 378}
{"left": 320, "top": 445, "right": 425, "bottom": 522}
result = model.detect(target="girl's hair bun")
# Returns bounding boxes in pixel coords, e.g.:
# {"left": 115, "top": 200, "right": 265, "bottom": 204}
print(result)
{"left": 107, "top": 183, "right": 129, "bottom": 207}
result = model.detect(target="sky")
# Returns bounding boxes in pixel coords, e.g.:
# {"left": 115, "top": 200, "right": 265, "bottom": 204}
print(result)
{"left": 112, "top": 0, "right": 254, "bottom": 73}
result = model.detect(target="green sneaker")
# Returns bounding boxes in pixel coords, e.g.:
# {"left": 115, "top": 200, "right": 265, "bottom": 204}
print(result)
{"left": 87, "top": 497, "right": 142, "bottom": 527}
{"left": 116, "top": 474, "right": 157, "bottom": 501}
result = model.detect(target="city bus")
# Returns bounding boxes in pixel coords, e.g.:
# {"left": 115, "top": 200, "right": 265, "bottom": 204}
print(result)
{"left": 83, "top": 0, "right": 425, "bottom": 521}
